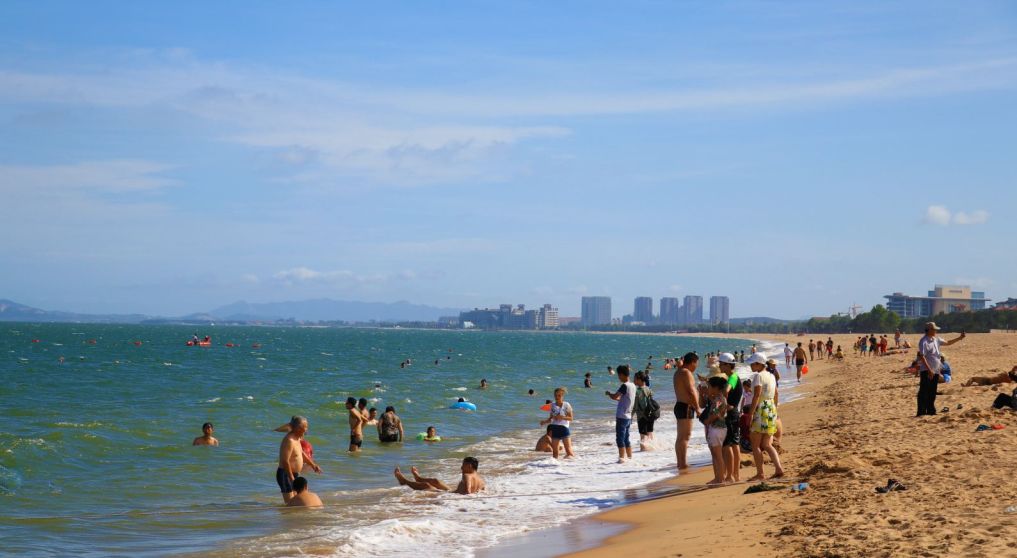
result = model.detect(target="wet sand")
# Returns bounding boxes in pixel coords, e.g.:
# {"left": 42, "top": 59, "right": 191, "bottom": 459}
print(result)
{"left": 565, "top": 331, "right": 1017, "bottom": 558}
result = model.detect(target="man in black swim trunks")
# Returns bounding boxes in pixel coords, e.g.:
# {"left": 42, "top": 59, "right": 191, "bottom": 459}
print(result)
{"left": 277, "top": 415, "right": 307, "bottom": 503}
{"left": 672, "top": 352, "right": 699, "bottom": 473}
{"left": 346, "top": 397, "right": 365, "bottom": 452}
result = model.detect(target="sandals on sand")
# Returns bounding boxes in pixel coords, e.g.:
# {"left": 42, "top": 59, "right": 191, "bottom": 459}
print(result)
{"left": 876, "top": 479, "right": 907, "bottom": 493}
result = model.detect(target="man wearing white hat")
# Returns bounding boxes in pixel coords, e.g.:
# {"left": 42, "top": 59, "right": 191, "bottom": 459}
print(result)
{"left": 917, "top": 322, "right": 965, "bottom": 416}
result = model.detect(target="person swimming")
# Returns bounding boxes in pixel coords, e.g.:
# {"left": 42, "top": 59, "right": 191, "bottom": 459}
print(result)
{"left": 192, "top": 422, "right": 219, "bottom": 446}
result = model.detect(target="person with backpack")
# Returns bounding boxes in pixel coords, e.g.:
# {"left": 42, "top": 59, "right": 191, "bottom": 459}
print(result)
{"left": 378, "top": 406, "right": 404, "bottom": 443}
{"left": 633, "top": 371, "right": 660, "bottom": 451}
{"left": 718, "top": 352, "right": 743, "bottom": 483}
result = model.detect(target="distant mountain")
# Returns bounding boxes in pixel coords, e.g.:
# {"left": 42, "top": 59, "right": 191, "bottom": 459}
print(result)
{"left": 207, "top": 299, "right": 463, "bottom": 323}
{"left": 0, "top": 299, "right": 148, "bottom": 323}
{"left": 729, "top": 316, "right": 796, "bottom": 325}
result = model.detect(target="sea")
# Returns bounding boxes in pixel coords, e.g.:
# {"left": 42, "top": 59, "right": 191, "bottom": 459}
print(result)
{"left": 0, "top": 324, "right": 800, "bottom": 557}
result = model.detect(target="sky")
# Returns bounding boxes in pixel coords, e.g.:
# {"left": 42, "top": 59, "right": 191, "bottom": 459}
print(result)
{"left": 1, "top": 1, "right": 1015, "bottom": 319}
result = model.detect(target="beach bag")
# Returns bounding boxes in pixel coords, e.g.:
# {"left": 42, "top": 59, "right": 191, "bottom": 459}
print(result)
{"left": 647, "top": 394, "right": 661, "bottom": 419}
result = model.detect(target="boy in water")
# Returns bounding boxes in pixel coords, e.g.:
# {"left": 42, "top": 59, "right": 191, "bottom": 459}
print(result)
{"left": 192, "top": 422, "right": 219, "bottom": 446}
{"left": 394, "top": 457, "right": 485, "bottom": 494}
{"left": 606, "top": 365, "right": 636, "bottom": 463}
{"left": 346, "top": 397, "right": 366, "bottom": 452}
{"left": 286, "top": 477, "right": 323, "bottom": 508}
{"left": 535, "top": 425, "right": 554, "bottom": 452}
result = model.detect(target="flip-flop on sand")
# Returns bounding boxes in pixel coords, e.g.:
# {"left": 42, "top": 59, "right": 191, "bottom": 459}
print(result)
{"left": 976, "top": 424, "right": 992, "bottom": 432}
{"left": 992, "top": 424, "right": 1005, "bottom": 430}
{"left": 875, "top": 479, "right": 907, "bottom": 493}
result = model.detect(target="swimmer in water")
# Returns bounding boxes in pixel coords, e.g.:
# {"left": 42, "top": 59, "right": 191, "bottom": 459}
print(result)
{"left": 366, "top": 407, "right": 378, "bottom": 426}
{"left": 192, "top": 422, "right": 219, "bottom": 446}
{"left": 527, "top": 389, "right": 535, "bottom": 396}
{"left": 421, "top": 426, "right": 440, "bottom": 441}
{"left": 394, "top": 457, "right": 485, "bottom": 494}
{"left": 286, "top": 476, "right": 323, "bottom": 508}
{"left": 480, "top": 378, "right": 488, "bottom": 389}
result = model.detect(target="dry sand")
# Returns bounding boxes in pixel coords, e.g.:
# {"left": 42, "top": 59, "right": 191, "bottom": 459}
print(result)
{"left": 567, "top": 332, "right": 1017, "bottom": 558}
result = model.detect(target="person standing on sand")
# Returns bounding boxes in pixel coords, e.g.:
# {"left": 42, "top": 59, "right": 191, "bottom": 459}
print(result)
{"left": 746, "top": 353, "right": 784, "bottom": 481}
{"left": 808, "top": 339, "right": 816, "bottom": 361}
{"left": 277, "top": 416, "right": 307, "bottom": 503}
{"left": 718, "top": 353, "right": 742, "bottom": 483}
{"left": 793, "top": 342, "right": 808, "bottom": 383}
{"left": 783, "top": 343, "right": 793, "bottom": 367}
{"left": 606, "top": 365, "right": 636, "bottom": 463}
{"left": 917, "top": 322, "right": 966, "bottom": 416}
{"left": 895, "top": 329, "right": 902, "bottom": 349}
{"left": 672, "top": 352, "right": 700, "bottom": 472}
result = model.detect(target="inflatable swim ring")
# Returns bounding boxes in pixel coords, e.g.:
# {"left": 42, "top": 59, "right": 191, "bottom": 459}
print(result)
{"left": 450, "top": 401, "right": 477, "bottom": 411}
{"left": 416, "top": 433, "right": 442, "bottom": 442}
{"left": 540, "top": 404, "right": 551, "bottom": 412}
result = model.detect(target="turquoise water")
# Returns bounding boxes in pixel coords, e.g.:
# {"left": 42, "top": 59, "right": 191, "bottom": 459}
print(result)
{"left": 0, "top": 324, "right": 755, "bottom": 557}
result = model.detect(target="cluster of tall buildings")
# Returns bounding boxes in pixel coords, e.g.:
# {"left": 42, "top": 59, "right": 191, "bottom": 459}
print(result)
{"left": 459, "top": 304, "right": 559, "bottom": 330}
{"left": 580, "top": 295, "right": 730, "bottom": 326}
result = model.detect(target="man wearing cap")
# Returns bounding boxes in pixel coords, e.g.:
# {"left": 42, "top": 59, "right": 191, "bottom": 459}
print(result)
{"left": 917, "top": 322, "right": 965, "bottom": 416}
{"left": 717, "top": 353, "right": 742, "bottom": 483}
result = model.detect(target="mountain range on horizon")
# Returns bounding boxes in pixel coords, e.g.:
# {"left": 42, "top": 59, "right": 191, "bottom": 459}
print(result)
{"left": 0, "top": 298, "right": 464, "bottom": 324}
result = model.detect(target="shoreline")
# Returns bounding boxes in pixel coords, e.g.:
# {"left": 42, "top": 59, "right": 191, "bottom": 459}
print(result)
{"left": 555, "top": 332, "right": 1017, "bottom": 557}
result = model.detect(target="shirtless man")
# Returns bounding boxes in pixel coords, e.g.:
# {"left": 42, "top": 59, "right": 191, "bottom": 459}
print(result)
{"left": 277, "top": 415, "right": 307, "bottom": 503}
{"left": 792, "top": 342, "right": 808, "bottom": 383}
{"left": 192, "top": 422, "right": 219, "bottom": 446}
{"left": 535, "top": 425, "right": 554, "bottom": 452}
{"left": 346, "top": 397, "right": 366, "bottom": 452}
{"left": 963, "top": 366, "right": 1017, "bottom": 387}
{"left": 286, "top": 476, "right": 323, "bottom": 508}
{"left": 672, "top": 352, "right": 700, "bottom": 473}
{"left": 393, "top": 457, "right": 485, "bottom": 495}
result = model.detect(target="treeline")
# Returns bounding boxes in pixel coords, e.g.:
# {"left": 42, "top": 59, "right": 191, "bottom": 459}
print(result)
{"left": 578, "top": 306, "right": 1017, "bottom": 335}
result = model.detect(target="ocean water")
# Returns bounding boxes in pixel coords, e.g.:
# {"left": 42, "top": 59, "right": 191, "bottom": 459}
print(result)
{"left": 0, "top": 325, "right": 793, "bottom": 557}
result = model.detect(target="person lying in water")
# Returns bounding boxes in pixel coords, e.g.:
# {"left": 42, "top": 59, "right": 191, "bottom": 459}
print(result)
{"left": 393, "top": 457, "right": 485, "bottom": 494}
{"left": 963, "top": 367, "right": 1017, "bottom": 386}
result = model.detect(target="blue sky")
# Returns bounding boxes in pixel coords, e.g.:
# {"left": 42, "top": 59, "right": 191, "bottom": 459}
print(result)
{"left": 1, "top": 1, "right": 1015, "bottom": 318}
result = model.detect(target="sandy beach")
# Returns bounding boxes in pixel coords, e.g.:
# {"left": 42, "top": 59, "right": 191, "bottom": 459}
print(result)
{"left": 566, "top": 331, "right": 1017, "bottom": 558}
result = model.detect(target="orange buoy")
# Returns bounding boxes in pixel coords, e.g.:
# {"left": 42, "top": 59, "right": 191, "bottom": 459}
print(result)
{"left": 802, "top": 365, "right": 809, "bottom": 375}
{"left": 540, "top": 404, "right": 551, "bottom": 412}
{"left": 133, "top": 341, "right": 143, "bottom": 346}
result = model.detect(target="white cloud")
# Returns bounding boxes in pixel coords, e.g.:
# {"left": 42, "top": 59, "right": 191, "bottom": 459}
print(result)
{"left": 923, "top": 205, "right": 990, "bottom": 226}
{"left": 953, "top": 210, "right": 990, "bottom": 225}
{"left": 924, "top": 205, "right": 952, "bottom": 226}
{"left": 667, "top": 284, "right": 684, "bottom": 293}
{"left": 0, "top": 160, "right": 175, "bottom": 194}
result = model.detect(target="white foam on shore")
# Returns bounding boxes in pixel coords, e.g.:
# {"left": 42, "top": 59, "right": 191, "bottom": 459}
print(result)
{"left": 235, "top": 403, "right": 710, "bottom": 558}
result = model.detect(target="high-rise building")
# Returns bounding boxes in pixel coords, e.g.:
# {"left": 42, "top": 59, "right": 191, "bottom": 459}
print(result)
{"left": 682, "top": 295, "right": 704, "bottom": 325}
{"left": 709, "top": 296, "right": 730, "bottom": 324}
{"left": 581, "top": 296, "right": 612, "bottom": 326}
{"left": 884, "top": 285, "right": 990, "bottom": 318}
{"left": 633, "top": 297, "right": 653, "bottom": 323}
{"left": 538, "top": 304, "right": 559, "bottom": 329}
{"left": 659, "top": 297, "right": 680, "bottom": 325}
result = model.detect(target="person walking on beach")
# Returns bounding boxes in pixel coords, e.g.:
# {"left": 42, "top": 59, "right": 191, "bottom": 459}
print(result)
{"left": 633, "top": 371, "right": 658, "bottom": 451}
{"left": 793, "top": 342, "right": 808, "bottom": 383}
{"left": 746, "top": 354, "right": 784, "bottom": 481}
{"left": 286, "top": 477, "right": 323, "bottom": 508}
{"left": 346, "top": 397, "right": 366, "bottom": 452}
{"left": 277, "top": 415, "right": 307, "bottom": 504}
{"left": 702, "top": 374, "right": 730, "bottom": 485}
{"left": 606, "top": 365, "right": 636, "bottom": 463}
{"left": 378, "top": 406, "right": 404, "bottom": 442}
{"left": 808, "top": 339, "right": 816, "bottom": 361}
{"left": 192, "top": 422, "right": 219, "bottom": 446}
{"left": 540, "top": 387, "right": 575, "bottom": 459}
{"left": 393, "top": 457, "right": 485, "bottom": 494}
{"left": 783, "top": 343, "right": 793, "bottom": 367}
{"left": 672, "top": 352, "right": 700, "bottom": 472}
{"left": 917, "top": 322, "right": 966, "bottom": 416}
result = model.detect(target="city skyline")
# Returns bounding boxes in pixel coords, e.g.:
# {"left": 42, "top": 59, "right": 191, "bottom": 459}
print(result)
{"left": 2, "top": 3, "right": 1015, "bottom": 318}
